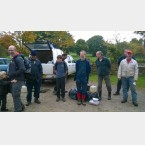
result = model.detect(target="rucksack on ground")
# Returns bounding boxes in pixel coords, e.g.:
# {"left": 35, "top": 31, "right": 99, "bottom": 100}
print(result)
{"left": 68, "top": 88, "right": 77, "bottom": 100}
{"left": 86, "top": 92, "right": 99, "bottom": 101}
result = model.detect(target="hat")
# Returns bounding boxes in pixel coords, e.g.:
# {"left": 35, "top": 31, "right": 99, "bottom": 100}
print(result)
{"left": 30, "top": 50, "right": 37, "bottom": 56}
{"left": 0, "top": 71, "right": 6, "bottom": 79}
{"left": 127, "top": 50, "right": 133, "bottom": 54}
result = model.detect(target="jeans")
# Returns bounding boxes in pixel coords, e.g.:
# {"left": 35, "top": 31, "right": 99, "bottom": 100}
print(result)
{"left": 76, "top": 77, "right": 87, "bottom": 95}
{"left": 26, "top": 79, "right": 41, "bottom": 102}
{"left": 56, "top": 77, "right": 65, "bottom": 98}
{"left": 122, "top": 77, "right": 137, "bottom": 103}
{"left": 115, "top": 79, "right": 129, "bottom": 93}
{"left": 11, "top": 81, "right": 24, "bottom": 112}
{"left": 97, "top": 75, "right": 112, "bottom": 93}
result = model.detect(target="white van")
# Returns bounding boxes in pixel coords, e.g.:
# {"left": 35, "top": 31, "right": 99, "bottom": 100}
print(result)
{"left": 24, "top": 41, "right": 76, "bottom": 80}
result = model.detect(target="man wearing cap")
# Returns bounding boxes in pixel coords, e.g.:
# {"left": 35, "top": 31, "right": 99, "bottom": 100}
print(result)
{"left": 26, "top": 50, "right": 43, "bottom": 106}
{"left": 118, "top": 50, "right": 139, "bottom": 106}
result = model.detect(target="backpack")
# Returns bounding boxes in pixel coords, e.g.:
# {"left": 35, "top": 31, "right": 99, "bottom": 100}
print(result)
{"left": 54, "top": 61, "right": 67, "bottom": 74}
{"left": 13, "top": 55, "right": 31, "bottom": 79}
{"left": 68, "top": 88, "right": 77, "bottom": 100}
{"left": 86, "top": 92, "right": 99, "bottom": 101}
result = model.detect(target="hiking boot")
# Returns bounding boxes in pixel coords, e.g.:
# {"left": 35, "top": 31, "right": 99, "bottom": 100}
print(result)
{"left": 21, "top": 104, "right": 25, "bottom": 111}
{"left": 56, "top": 98, "right": 60, "bottom": 102}
{"left": 26, "top": 102, "right": 31, "bottom": 106}
{"left": 98, "top": 91, "right": 102, "bottom": 101}
{"left": 53, "top": 90, "right": 57, "bottom": 95}
{"left": 34, "top": 99, "right": 41, "bottom": 104}
{"left": 62, "top": 98, "right": 66, "bottom": 102}
{"left": 133, "top": 102, "right": 138, "bottom": 107}
{"left": 77, "top": 99, "right": 81, "bottom": 105}
{"left": 108, "top": 92, "right": 111, "bottom": 100}
{"left": 121, "top": 100, "right": 127, "bottom": 103}
{"left": 81, "top": 100, "right": 86, "bottom": 106}
{"left": 1, "top": 108, "right": 9, "bottom": 112}
{"left": 113, "top": 92, "right": 120, "bottom": 95}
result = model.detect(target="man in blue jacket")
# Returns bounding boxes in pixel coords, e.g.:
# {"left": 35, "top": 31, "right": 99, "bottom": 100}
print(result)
{"left": 96, "top": 51, "right": 112, "bottom": 100}
{"left": 26, "top": 50, "right": 43, "bottom": 106}
{"left": 74, "top": 50, "right": 91, "bottom": 105}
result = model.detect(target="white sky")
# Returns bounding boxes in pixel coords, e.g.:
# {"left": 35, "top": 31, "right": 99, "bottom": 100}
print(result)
{"left": 69, "top": 31, "right": 141, "bottom": 43}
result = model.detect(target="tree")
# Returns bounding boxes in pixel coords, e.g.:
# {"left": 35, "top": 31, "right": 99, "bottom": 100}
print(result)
{"left": 0, "top": 31, "right": 38, "bottom": 55}
{"left": 34, "top": 31, "right": 75, "bottom": 52}
{"left": 75, "top": 39, "right": 88, "bottom": 55}
{"left": 87, "top": 35, "right": 107, "bottom": 56}
{"left": 0, "top": 34, "right": 20, "bottom": 57}
{"left": 0, "top": 34, "right": 18, "bottom": 50}
{"left": 134, "top": 31, "right": 145, "bottom": 47}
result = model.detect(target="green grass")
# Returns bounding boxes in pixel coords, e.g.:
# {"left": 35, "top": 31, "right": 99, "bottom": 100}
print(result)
{"left": 89, "top": 74, "right": 145, "bottom": 89}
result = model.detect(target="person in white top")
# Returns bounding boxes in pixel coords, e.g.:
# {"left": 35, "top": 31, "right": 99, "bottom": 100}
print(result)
{"left": 118, "top": 50, "right": 138, "bottom": 106}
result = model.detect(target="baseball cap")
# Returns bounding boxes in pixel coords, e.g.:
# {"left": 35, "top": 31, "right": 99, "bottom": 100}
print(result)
{"left": 126, "top": 50, "right": 133, "bottom": 54}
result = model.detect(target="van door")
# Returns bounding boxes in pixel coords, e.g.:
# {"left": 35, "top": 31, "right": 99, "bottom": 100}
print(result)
{"left": 69, "top": 55, "right": 76, "bottom": 73}
{"left": 65, "top": 55, "right": 72, "bottom": 75}
{"left": 24, "top": 42, "right": 55, "bottom": 79}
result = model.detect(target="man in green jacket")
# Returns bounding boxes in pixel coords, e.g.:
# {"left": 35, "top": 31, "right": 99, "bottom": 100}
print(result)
{"left": 96, "top": 51, "right": 112, "bottom": 100}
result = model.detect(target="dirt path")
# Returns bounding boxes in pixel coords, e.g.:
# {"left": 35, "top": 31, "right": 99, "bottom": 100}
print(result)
{"left": 5, "top": 76, "right": 145, "bottom": 112}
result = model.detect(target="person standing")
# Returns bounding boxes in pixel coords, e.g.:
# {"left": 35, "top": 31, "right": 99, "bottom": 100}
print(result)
{"left": 0, "top": 71, "right": 10, "bottom": 111}
{"left": 96, "top": 51, "right": 112, "bottom": 100}
{"left": 113, "top": 49, "right": 129, "bottom": 95}
{"left": 8, "top": 45, "right": 25, "bottom": 112}
{"left": 26, "top": 50, "right": 43, "bottom": 106}
{"left": 54, "top": 55, "right": 68, "bottom": 102}
{"left": 74, "top": 50, "right": 91, "bottom": 105}
{"left": 118, "top": 50, "right": 138, "bottom": 106}
{"left": 53, "top": 53, "right": 67, "bottom": 95}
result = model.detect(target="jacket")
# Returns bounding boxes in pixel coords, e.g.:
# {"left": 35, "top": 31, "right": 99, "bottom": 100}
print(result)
{"left": 28, "top": 58, "right": 43, "bottom": 80}
{"left": 54, "top": 61, "right": 68, "bottom": 78}
{"left": 118, "top": 58, "right": 138, "bottom": 80}
{"left": 96, "top": 57, "right": 111, "bottom": 76}
{"left": 74, "top": 59, "right": 91, "bottom": 81}
{"left": 8, "top": 55, "right": 26, "bottom": 81}
{"left": 0, "top": 79, "right": 11, "bottom": 96}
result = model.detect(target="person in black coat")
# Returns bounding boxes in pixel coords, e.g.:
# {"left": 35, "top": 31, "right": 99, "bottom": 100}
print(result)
{"left": 0, "top": 71, "right": 11, "bottom": 111}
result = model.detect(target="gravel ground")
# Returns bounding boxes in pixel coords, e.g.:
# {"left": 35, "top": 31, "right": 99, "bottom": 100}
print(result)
{"left": 4, "top": 76, "right": 145, "bottom": 112}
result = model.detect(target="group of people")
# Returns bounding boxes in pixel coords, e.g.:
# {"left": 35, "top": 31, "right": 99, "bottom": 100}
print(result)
{"left": 74, "top": 49, "right": 138, "bottom": 107}
{"left": 0, "top": 45, "right": 43, "bottom": 112}
{"left": 0, "top": 45, "right": 139, "bottom": 112}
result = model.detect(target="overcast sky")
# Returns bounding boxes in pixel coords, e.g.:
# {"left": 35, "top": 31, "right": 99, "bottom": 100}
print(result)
{"left": 69, "top": 31, "right": 141, "bottom": 43}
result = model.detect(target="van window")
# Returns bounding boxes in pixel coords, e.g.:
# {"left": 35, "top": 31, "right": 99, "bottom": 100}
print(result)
{"left": 25, "top": 43, "right": 51, "bottom": 50}
{"left": 67, "top": 56, "right": 71, "bottom": 63}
